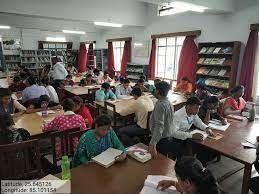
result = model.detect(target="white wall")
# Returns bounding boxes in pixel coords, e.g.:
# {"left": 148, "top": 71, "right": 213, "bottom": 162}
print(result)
{"left": 100, "top": 4, "right": 259, "bottom": 80}
{"left": 0, "top": 28, "right": 97, "bottom": 50}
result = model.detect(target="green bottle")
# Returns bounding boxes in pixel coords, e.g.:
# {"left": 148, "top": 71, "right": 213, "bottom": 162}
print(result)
{"left": 61, "top": 155, "right": 71, "bottom": 180}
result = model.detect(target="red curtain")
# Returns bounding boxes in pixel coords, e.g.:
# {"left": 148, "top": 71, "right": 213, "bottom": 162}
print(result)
{"left": 120, "top": 40, "right": 131, "bottom": 77}
{"left": 148, "top": 39, "right": 156, "bottom": 79}
{"left": 87, "top": 43, "right": 94, "bottom": 68}
{"left": 177, "top": 36, "right": 198, "bottom": 84}
{"left": 107, "top": 42, "right": 115, "bottom": 77}
{"left": 78, "top": 44, "right": 87, "bottom": 73}
{"left": 239, "top": 30, "right": 258, "bottom": 101}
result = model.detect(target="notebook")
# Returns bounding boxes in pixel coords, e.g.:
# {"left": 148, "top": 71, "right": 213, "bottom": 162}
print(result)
{"left": 140, "top": 175, "right": 178, "bottom": 194}
{"left": 92, "top": 148, "right": 123, "bottom": 168}
{"left": 190, "top": 129, "right": 208, "bottom": 140}
{"left": 208, "top": 119, "right": 230, "bottom": 131}
{"left": 127, "top": 145, "right": 151, "bottom": 163}
{"left": 36, "top": 110, "right": 55, "bottom": 116}
{"left": 226, "top": 114, "right": 246, "bottom": 121}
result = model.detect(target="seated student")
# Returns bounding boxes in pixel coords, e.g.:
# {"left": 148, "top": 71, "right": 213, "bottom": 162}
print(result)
{"left": 79, "top": 74, "right": 96, "bottom": 86}
{"left": 22, "top": 76, "right": 49, "bottom": 104}
{"left": 26, "top": 95, "right": 62, "bottom": 113}
{"left": 175, "top": 76, "right": 193, "bottom": 94}
{"left": 149, "top": 78, "right": 161, "bottom": 92}
{"left": 118, "top": 87, "right": 154, "bottom": 146}
{"left": 115, "top": 78, "right": 132, "bottom": 99}
{"left": 140, "top": 75, "right": 149, "bottom": 87}
{"left": 40, "top": 64, "right": 51, "bottom": 80}
{"left": 0, "top": 88, "right": 26, "bottom": 115}
{"left": 135, "top": 78, "right": 149, "bottom": 92}
{"left": 157, "top": 156, "right": 227, "bottom": 194}
{"left": 65, "top": 74, "right": 75, "bottom": 86}
{"left": 56, "top": 80, "right": 67, "bottom": 102}
{"left": 43, "top": 98, "right": 86, "bottom": 157}
{"left": 198, "top": 96, "right": 227, "bottom": 125}
{"left": 170, "top": 97, "right": 214, "bottom": 159}
{"left": 66, "top": 64, "right": 78, "bottom": 75}
{"left": 0, "top": 112, "right": 30, "bottom": 145}
{"left": 223, "top": 85, "right": 246, "bottom": 116}
{"left": 250, "top": 136, "right": 259, "bottom": 194}
{"left": 72, "top": 115, "right": 126, "bottom": 167}
{"left": 95, "top": 83, "right": 116, "bottom": 102}
{"left": 73, "top": 96, "right": 93, "bottom": 128}
{"left": 93, "top": 68, "right": 104, "bottom": 84}
{"left": 41, "top": 77, "right": 59, "bottom": 104}
{"left": 8, "top": 76, "right": 26, "bottom": 92}
{"left": 195, "top": 84, "right": 211, "bottom": 101}
{"left": 101, "top": 71, "right": 113, "bottom": 83}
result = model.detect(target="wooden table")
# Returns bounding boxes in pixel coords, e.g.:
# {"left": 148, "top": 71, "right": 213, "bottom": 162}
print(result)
{"left": 64, "top": 85, "right": 101, "bottom": 96}
{"left": 192, "top": 119, "right": 258, "bottom": 194}
{"left": 13, "top": 110, "right": 63, "bottom": 138}
{"left": 58, "top": 144, "right": 176, "bottom": 194}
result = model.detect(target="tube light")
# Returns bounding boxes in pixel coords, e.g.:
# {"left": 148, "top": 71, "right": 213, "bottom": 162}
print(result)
{"left": 62, "top": 30, "right": 86, "bottom": 35}
{"left": 169, "top": 1, "right": 209, "bottom": 13}
{"left": 94, "top": 22, "right": 123, "bottom": 28}
{"left": 134, "top": 43, "right": 143, "bottom": 47}
{"left": 0, "top": 25, "right": 11, "bottom": 29}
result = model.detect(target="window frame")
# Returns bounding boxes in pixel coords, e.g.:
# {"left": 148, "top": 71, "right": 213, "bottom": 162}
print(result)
{"left": 113, "top": 41, "right": 125, "bottom": 72}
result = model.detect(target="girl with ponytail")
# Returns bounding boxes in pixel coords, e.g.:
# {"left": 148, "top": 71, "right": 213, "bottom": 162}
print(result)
{"left": 157, "top": 156, "right": 227, "bottom": 194}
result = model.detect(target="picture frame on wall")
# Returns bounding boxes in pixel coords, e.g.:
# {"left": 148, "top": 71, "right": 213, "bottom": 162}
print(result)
{"left": 133, "top": 41, "right": 149, "bottom": 57}
{"left": 2, "top": 37, "right": 21, "bottom": 50}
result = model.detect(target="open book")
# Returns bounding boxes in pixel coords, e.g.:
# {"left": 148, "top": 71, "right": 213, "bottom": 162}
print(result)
{"left": 127, "top": 145, "right": 151, "bottom": 163}
{"left": 140, "top": 175, "right": 179, "bottom": 194}
{"left": 190, "top": 129, "right": 208, "bottom": 140}
{"left": 92, "top": 148, "right": 123, "bottom": 168}
{"left": 208, "top": 119, "right": 230, "bottom": 131}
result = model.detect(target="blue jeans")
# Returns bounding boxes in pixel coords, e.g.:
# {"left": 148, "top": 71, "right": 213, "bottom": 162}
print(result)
{"left": 117, "top": 123, "right": 148, "bottom": 147}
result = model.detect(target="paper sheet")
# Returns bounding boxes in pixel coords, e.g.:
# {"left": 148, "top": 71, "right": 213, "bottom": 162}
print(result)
{"left": 36, "top": 110, "right": 55, "bottom": 116}
{"left": 208, "top": 120, "right": 230, "bottom": 131}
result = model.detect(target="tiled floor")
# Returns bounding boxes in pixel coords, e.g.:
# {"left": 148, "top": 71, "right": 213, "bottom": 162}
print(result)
{"left": 207, "top": 156, "right": 257, "bottom": 194}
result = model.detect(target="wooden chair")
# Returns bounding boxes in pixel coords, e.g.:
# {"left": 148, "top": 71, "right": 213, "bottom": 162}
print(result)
{"left": 87, "top": 87, "right": 99, "bottom": 103}
{"left": 87, "top": 103, "right": 99, "bottom": 120}
{"left": 0, "top": 139, "right": 43, "bottom": 179}
{"left": 69, "top": 129, "right": 89, "bottom": 156}
{"left": 104, "top": 101, "right": 117, "bottom": 126}
{"left": 44, "top": 128, "right": 80, "bottom": 169}
{"left": 140, "top": 111, "right": 153, "bottom": 145}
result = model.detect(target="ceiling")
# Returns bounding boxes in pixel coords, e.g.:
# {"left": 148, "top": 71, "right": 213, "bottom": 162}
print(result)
{"left": 0, "top": 0, "right": 258, "bottom": 32}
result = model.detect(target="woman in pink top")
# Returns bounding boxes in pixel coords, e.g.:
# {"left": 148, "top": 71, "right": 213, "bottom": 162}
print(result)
{"left": 43, "top": 98, "right": 86, "bottom": 157}
{"left": 223, "top": 85, "right": 246, "bottom": 116}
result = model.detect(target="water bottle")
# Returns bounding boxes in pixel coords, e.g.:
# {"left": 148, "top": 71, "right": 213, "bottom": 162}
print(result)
{"left": 61, "top": 155, "right": 71, "bottom": 180}
{"left": 248, "top": 103, "right": 256, "bottom": 122}
{"left": 41, "top": 101, "right": 48, "bottom": 118}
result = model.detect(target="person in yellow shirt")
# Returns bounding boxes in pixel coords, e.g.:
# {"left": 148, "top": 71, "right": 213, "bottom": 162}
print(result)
{"left": 174, "top": 76, "right": 193, "bottom": 94}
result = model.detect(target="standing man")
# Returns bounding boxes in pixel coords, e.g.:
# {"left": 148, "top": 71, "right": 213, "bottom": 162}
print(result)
{"left": 148, "top": 81, "right": 174, "bottom": 158}
{"left": 49, "top": 57, "right": 68, "bottom": 89}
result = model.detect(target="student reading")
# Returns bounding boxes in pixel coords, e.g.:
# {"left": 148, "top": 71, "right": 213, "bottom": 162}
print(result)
{"left": 95, "top": 82, "right": 116, "bottom": 102}
{"left": 222, "top": 85, "right": 246, "bottom": 116}
{"left": 157, "top": 156, "right": 227, "bottom": 194}
{"left": 115, "top": 78, "right": 132, "bottom": 99}
{"left": 73, "top": 115, "right": 126, "bottom": 167}
{"left": 174, "top": 76, "right": 193, "bottom": 94}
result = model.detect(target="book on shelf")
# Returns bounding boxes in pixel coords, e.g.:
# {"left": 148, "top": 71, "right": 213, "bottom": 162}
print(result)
{"left": 218, "top": 69, "right": 227, "bottom": 77}
{"left": 206, "top": 47, "right": 216, "bottom": 53}
{"left": 213, "top": 47, "right": 222, "bottom": 53}
{"left": 140, "top": 175, "right": 178, "bottom": 194}
{"left": 219, "top": 58, "right": 226, "bottom": 65}
{"left": 203, "top": 68, "right": 211, "bottom": 74}
{"left": 199, "top": 47, "right": 208, "bottom": 54}
{"left": 127, "top": 145, "right": 151, "bottom": 163}
{"left": 209, "top": 68, "right": 220, "bottom": 76}
{"left": 197, "top": 67, "right": 207, "bottom": 74}
{"left": 222, "top": 47, "right": 232, "bottom": 54}
{"left": 203, "top": 58, "right": 212, "bottom": 64}
{"left": 91, "top": 148, "right": 123, "bottom": 168}
{"left": 197, "top": 58, "right": 205, "bottom": 64}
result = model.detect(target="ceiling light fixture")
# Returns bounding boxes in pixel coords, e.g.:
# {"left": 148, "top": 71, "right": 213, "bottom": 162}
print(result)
{"left": 0, "top": 25, "right": 11, "bottom": 29}
{"left": 134, "top": 43, "right": 143, "bottom": 47}
{"left": 62, "top": 30, "right": 85, "bottom": 35}
{"left": 170, "top": 1, "right": 209, "bottom": 13}
{"left": 46, "top": 37, "right": 66, "bottom": 42}
{"left": 94, "top": 22, "right": 123, "bottom": 28}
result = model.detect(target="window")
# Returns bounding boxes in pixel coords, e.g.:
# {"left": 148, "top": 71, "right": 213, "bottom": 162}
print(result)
{"left": 113, "top": 41, "right": 125, "bottom": 71}
{"left": 156, "top": 36, "right": 185, "bottom": 80}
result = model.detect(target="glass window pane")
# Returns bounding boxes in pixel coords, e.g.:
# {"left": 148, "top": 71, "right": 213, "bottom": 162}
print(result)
{"left": 158, "top": 47, "right": 166, "bottom": 56}
{"left": 176, "top": 36, "right": 185, "bottom": 45}
{"left": 158, "top": 38, "right": 166, "bottom": 46}
{"left": 167, "top": 37, "right": 175, "bottom": 46}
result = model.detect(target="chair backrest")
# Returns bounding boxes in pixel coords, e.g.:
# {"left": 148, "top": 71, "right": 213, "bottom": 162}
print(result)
{"left": 87, "top": 103, "right": 98, "bottom": 120}
{"left": 50, "top": 128, "right": 80, "bottom": 166}
{"left": 88, "top": 87, "right": 99, "bottom": 102}
{"left": 69, "top": 129, "right": 89, "bottom": 156}
{"left": 0, "top": 139, "right": 42, "bottom": 179}
{"left": 104, "top": 101, "right": 117, "bottom": 126}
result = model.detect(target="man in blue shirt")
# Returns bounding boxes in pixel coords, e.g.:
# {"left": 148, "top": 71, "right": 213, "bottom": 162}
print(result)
{"left": 22, "top": 76, "right": 49, "bottom": 104}
{"left": 115, "top": 78, "right": 132, "bottom": 99}
{"left": 95, "top": 83, "right": 116, "bottom": 102}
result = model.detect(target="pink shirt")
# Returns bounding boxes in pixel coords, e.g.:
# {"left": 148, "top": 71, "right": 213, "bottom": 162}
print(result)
{"left": 43, "top": 111, "right": 86, "bottom": 157}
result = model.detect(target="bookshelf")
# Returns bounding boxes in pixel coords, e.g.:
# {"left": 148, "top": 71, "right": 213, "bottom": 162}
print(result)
{"left": 20, "top": 50, "right": 52, "bottom": 69}
{"left": 94, "top": 49, "right": 108, "bottom": 71}
{"left": 126, "top": 63, "right": 148, "bottom": 82}
{"left": 0, "top": 43, "right": 4, "bottom": 70}
{"left": 66, "top": 50, "right": 79, "bottom": 66}
{"left": 4, "top": 54, "right": 20, "bottom": 71}
{"left": 196, "top": 41, "right": 241, "bottom": 95}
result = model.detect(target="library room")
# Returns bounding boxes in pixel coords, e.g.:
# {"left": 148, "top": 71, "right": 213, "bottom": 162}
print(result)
{"left": 0, "top": 0, "right": 259, "bottom": 194}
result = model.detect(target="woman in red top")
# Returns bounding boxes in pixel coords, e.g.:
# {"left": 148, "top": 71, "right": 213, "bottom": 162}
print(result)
{"left": 223, "top": 85, "right": 246, "bottom": 116}
{"left": 73, "top": 96, "right": 93, "bottom": 128}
